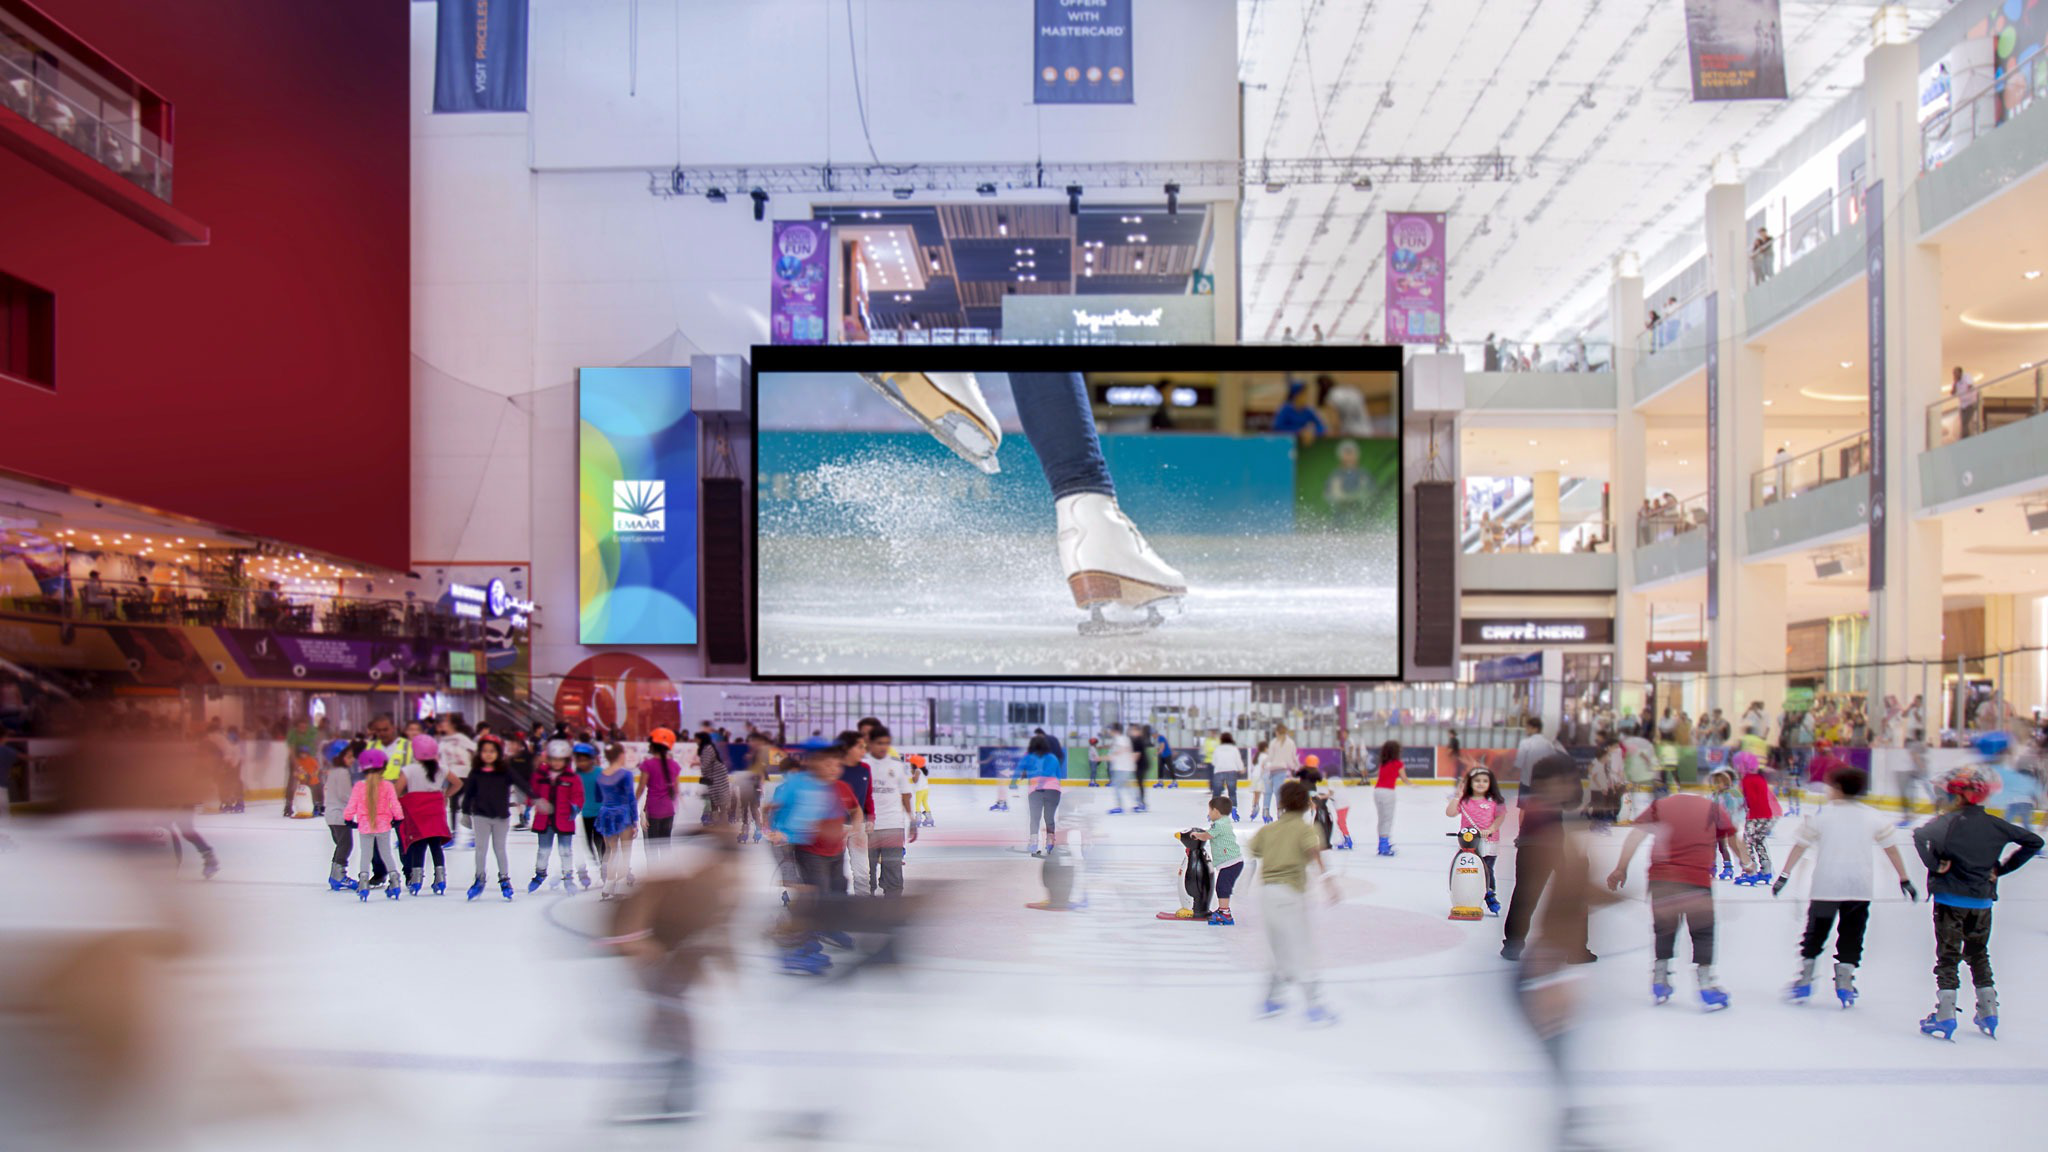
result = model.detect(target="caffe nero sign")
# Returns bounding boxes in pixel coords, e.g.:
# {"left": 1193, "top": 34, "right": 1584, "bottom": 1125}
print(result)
{"left": 1462, "top": 617, "right": 1613, "bottom": 645}
{"left": 1000, "top": 294, "right": 1214, "bottom": 343}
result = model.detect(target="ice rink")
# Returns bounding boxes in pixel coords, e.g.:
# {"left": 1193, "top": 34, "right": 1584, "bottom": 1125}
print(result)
{"left": 10, "top": 782, "right": 2044, "bottom": 1152}
{"left": 759, "top": 533, "right": 1398, "bottom": 677}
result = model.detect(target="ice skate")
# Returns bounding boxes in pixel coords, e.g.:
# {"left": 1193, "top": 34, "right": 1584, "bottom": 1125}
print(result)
{"left": 1652, "top": 959, "right": 1673, "bottom": 1006}
{"left": 528, "top": 871, "right": 547, "bottom": 893}
{"left": 1338, "top": 834, "right": 1354, "bottom": 850}
{"left": 1974, "top": 987, "right": 1998, "bottom": 1038}
{"left": 432, "top": 866, "right": 447, "bottom": 896}
{"left": 385, "top": 880, "right": 401, "bottom": 900}
{"left": 466, "top": 877, "right": 484, "bottom": 901}
{"left": 1921, "top": 989, "right": 1959, "bottom": 1040}
{"left": 1133, "top": 803, "right": 1148, "bottom": 813}
{"left": 328, "top": 864, "right": 358, "bottom": 892}
{"left": 406, "top": 868, "right": 423, "bottom": 897}
{"left": 1716, "top": 860, "right": 1734, "bottom": 881}
{"left": 1305, "top": 1004, "right": 1338, "bottom": 1027}
{"left": 1834, "top": 962, "right": 1858, "bottom": 1008}
{"left": 860, "top": 371, "right": 1002, "bottom": 473}
{"left": 1258, "top": 999, "right": 1284, "bottom": 1019}
{"left": 1789, "top": 957, "right": 1817, "bottom": 1003}
{"left": 1376, "top": 837, "right": 1396, "bottom": 856}
{"left": 578, "top": 868, "right": 593, "bottom": 890}
{"left": 1207, "top": 909, "right": 1234, "bottom": 925}
{"left": 1484, "top": 893, "right": 1501, "bottom": 916}
{"left": 200, "top": 851, "right": 220, "bottom": 880}
{"left": 1058, "top": 492, "right": 1187, "bottom": 635}
{"left": 1697, "top": 966, "right": 1729, "bottom": 1012}
{"left": 358, "top": 874, "right": 372, "bottom": 902}
{"left": 499, "top": 876, "right": 515, "bottom": 901}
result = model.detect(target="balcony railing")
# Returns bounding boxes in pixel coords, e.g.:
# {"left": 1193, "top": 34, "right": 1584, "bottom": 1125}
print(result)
{"left": 1635, "top": 493, "right": 1707, "bottom": 545}
{"left": 1751, "top": 429, "right": 1871, "bottom": 508}
{"left": 1644, "top": 294, "right": 1709, "bottom": 355}
{"left": 1921, "top": 63, "right": 2032, "bottom": 172}
{"left": 0, "top": 43, "right": 172, "bottom": 201}
{"left": 1463, "top": 518, "right": 1613, "bottom": 554}
{"left": 0, "top": 577, "right": 489, "bottom": 643}
{"left": 1927, "top": 361, "right": 2048, "bottom": 447}
{"left": 1435, "top": 339, "right": 1614, "bottom": 373}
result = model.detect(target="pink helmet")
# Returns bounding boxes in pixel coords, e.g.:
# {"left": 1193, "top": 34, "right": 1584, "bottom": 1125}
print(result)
{"left": 411, "top": 734, "right": 439, "bottom": 761}
{"left": 1732, "top": 750, "right": 1760, "bottom": 774}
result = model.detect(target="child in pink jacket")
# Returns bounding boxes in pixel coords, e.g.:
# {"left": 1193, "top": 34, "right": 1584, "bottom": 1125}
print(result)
{"left": 345, "top": 749, "right": 404, "bottom": 901}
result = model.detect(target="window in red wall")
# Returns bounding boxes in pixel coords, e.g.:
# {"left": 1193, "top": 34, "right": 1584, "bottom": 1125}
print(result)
{"left": 0, "top": 268, "right": 55, "bottom": 390}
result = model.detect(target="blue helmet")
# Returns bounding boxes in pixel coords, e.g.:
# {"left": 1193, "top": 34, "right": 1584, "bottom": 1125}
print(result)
{"left": 323, "top": 739, "right": 352, "bottom": 763}
{"left": 1973, "top": 731, "right": 2011, "bottom": 759}
{"left": 572, "top": 741, "right": 598, "bottom": 757}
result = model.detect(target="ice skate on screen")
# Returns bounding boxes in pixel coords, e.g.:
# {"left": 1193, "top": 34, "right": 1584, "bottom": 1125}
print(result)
{"left": 752, "top": 347, "right": 1403, "bottom": 679}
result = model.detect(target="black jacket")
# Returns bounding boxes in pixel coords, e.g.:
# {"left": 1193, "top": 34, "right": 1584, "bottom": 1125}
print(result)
{"left": 1914, "top": 805, "right": 2043, "bottom": 902}
{"left": 458, "top": 766, "right": 519, "bottom": 820}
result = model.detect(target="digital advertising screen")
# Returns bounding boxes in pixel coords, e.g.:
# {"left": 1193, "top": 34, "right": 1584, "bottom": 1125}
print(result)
{"left": 578, "top": 366, "right": 699, "bottom": 644}
{"left": 752, "top": 346, "right": 1403, "bottom": 679}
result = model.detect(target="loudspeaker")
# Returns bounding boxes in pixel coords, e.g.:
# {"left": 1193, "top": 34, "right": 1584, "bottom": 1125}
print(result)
{"left": 1413, "top": 481, "right": 1458, "bottom": 668}
{"left": 701, "top": 477, "right": 748, "bottom": 666}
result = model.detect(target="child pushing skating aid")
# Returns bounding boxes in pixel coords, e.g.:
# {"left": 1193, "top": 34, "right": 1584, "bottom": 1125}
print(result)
{"left": 1158, "top": 827, "right": 1215, "bottom": 921}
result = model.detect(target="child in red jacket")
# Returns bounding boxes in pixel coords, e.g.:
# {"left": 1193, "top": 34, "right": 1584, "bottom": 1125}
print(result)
{"left": 528, "top": 740, "right": 587, "bottom": 892}
{"left": 1735, "top": 750, "right": 1780, "bottom": 884}
{"left": 344, "top": 749, "right": 404, "bottom": 902}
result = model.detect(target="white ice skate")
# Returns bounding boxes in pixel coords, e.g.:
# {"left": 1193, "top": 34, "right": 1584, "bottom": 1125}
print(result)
{"left": 860, "top": 372, "right": 1002, "bottom": 473}
{"left": 1056, "top": 492, "right": 1187, "bottom": 636}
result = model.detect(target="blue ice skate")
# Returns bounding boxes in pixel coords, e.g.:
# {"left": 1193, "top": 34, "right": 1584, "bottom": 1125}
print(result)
{"left": 467, "top": 878, "right": 484, "bottom": 901}
{"left": 1974, "top": 989, "right": 1998, "bottom": 1038}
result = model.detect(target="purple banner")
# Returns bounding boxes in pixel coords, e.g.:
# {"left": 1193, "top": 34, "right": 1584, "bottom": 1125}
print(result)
{"left": 1866, "top": 181, "right": 1885, "bottom": 592}
{"left": 1706, "top": 290, "right": 1720, "bottom": 621}
{"left": 1384, "top": 212, "right": 1446, "bottom": 345}
{"left": 770, "top": 220, "right": 830, "bottom": 345}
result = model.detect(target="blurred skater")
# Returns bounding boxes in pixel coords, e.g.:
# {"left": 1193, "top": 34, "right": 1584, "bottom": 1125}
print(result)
{"left": 1208, "top": 732, "right": 1243, "bottom": 819}
{"left": 593, "top": 743, "right": 640, "bottom": 900}
{"left": 1250, "top": 779, "right": 1334, "bottom": 1023}
{"left": 1021, "top": 732, "right": 1062, "bottom": 857}
{"left": 1606, "top": 778, "right": 1750, "bottom": 1010}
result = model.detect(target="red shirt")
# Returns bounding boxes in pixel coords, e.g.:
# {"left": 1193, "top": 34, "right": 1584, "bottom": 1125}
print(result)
{"left": 1375, "top": 758, "right": 1402, "bottom": 788}
{"left": 1740, "top": 771, "right": 1775, "bottom": 820}
{"left": 1638, "top": 794, "right": 1735, "bottom": 887}
{"left": 800, "top": 780, "right": 859, "bottom": 857}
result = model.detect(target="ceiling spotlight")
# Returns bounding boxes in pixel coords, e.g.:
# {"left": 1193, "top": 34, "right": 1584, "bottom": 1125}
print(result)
{"left": 1265, "top": 179, "right": 1287, "bottom": 194}
{"left": 1351, "top": 174, "right": 1374, "bottom": 191}
{"left": 1763, "top": 399, "right": 1774, "bottom": 406}
{"left": 976, "top": 182, "right": 998, "bottom": 197}
{"left": 997, "top": 213, "right": 1009, "bottom": 236}
{"left": 749, "top": 188, "right": 768, "bottom": 221}
{"left": 1164, "top": 182, "right": 1180, "bottom": 216}
{"left": 892, "top": 187, "right": 914, "bottom": 201}
{"left": 929, "top": 256, "right": 941, "bottom": 271}
{"left": 1066, "top": 183, "right": 1083, "bottom": 215}
{"left": 1840, "top": 360, "right": 1854, "bottom": 369}
{"left": 2026, "top": 270, "right": 2042, "bottom": 280}
{"left": 704, "top": 187, "right": 727, "bottom": 204}
{"left": 1134, "top": 256, "right": 1144, "bottom": 269}
{"left": 1528, "top": 439, "right": 1539, "bottom": 446}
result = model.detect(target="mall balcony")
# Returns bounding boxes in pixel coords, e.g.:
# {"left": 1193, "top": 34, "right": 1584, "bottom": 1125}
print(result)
{"left": 1630, "top": 492, "right": 1708, "bottom": 585}
{"left": 1920, "top": 363, "right": 2048, "bottom": 513}
{"left": 1445, "top": 339, "right": 1618, "bottom": 414}
{"left": 1461, "top": 517, "right": 1617, "bottom": 593}
{"left": 1633, "top": 296, "right": 1710, "bottom": 406}
{"left": 1919, "top": 66, "right": 2048, "bottom": 236}
{"left": 0, "top": 573, "right": 493, "bottom": 645}
{"left": 1743, "top": 187, "right": 1866, "bottom": 339}
{"left": 1747, "top": 430, "right": 1874, "bottom": 558}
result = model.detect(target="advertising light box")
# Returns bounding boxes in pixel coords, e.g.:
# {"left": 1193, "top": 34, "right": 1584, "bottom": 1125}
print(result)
{"left": 579, "top": 367, "right": 699, "bottom": 644}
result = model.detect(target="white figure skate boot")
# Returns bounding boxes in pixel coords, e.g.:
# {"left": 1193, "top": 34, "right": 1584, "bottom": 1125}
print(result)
{"left": 860, "top": 372, "right": 1002, "bottom": 473}
{"left": 1056, "top": 492, "right": 1187, "bottom": 634}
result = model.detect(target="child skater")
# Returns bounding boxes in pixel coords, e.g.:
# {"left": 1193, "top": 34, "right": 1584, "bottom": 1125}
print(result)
{"left": 344, "top": 749, "right": 403, "bottom": 902}
{"left": 1249, "top": 780, "right": 1335, "bottom": 1024}
{"left": 1606, "top": 780, "right": 1752, "bottom": 1010}
{"left": 1913, "top": 745, "right": 2042, "bottom": 1040}
{"left": 1768, "top": 764, "right": 1919, "bottom": 1006}
{"left": 1707, "top": 768, "right": 1746, "bottom": 880}
{"left": 460, "top": 733, "right": 518, "bottom": 900}
{"left": 909, "top": 754, "right": 934, "bottom": 828}
{"left": 574, "top": 741, "right": 604, "bottom": 888}
{"left": 1734, "top": 750, "right": 1780, "bottom": 884}
{"left": 1191, "top": 794, "right": 1243, "bottom": 924}
{"left": 1370, "top": 740, "right": 1407, "bottom": 855}
{"left": 321, "top": 739, "right": 360, "bottom": 891}
{"left": 1447, "top": 765, "right": 1508, "bottom": 916}
{"left": 397, "top": 733, "right": 453, "bottom": 896}
{"left": 594, "top": 742, "right": 641, "bottom": 900}
{"left": 638, "top": 729, "right": 682, "bottom": 867}
{"left": 528, "top": 740, "right": 585, "bottom": 891}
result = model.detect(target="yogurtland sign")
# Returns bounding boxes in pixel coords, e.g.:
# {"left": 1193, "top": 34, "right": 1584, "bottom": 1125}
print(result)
{"left": 1001, "top": 293, "right": 1213, "bottom": 343}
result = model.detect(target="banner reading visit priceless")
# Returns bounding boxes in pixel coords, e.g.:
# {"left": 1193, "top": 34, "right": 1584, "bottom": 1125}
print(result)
{"left": 1034, "top": 0, "right": 1133, "bottom": 104}
{"left": 770, "top": 221, "right": 830, "bottom": 345}
{"left": 579, "top": 367, "right": 699, "bottom": 644}
{"left": 433, "top": 0, "right": 529, "bottom": 113}
{"left": 1683, "top": 0, "right": 1788, "bottom": 101}
{"left": 1865, "top": 181, "right": 1886, "bottom": 592}
{"left": 1384, "top": 212, "right": 1447, "bottom": 345}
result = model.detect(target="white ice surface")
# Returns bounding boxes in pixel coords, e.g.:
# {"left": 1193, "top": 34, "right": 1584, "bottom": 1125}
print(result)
{"left": 27, "top": 785, "right": 2048, "bottom": 1152}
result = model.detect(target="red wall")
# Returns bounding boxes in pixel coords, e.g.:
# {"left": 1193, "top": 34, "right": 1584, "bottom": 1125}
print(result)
{"left": 0, "top": 0, "right": 410, "bottom": 570}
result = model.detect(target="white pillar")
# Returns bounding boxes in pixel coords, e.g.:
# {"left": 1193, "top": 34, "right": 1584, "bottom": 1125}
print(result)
{"left": 1706, "top": 178, "right": 1789, "bottom": 717}
{"left": 1209, "top": 204, "right": 1239, "bottom": 345}
{"left": 1611, "top": 257, "right": 1649, "bottom": 714}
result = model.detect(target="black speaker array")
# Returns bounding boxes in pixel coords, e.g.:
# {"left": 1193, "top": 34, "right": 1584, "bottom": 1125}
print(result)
{"left": 701, "top": 477, "right": 748, "bottom": 666}
{"left": 1412, "top": 480, "right": 1457, "bottom": 668}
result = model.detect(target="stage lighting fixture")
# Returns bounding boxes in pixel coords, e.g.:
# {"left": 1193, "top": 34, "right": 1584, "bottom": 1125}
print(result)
{"left": 1164, "top": 182, "right": 1180, "bottom": 215}
{"left": 704, "top": 187, "right": 727, "bottom": 204}
{"left": 976, "top": 182, "right": 998, "bottom": 196}
{"left": 1066, "top": 183, "right": 1083, "bottom": 215}
{"left": 750, "top": 188, "right": 769, "bottom": 221}
{"left": 892, "top": 187, "right": 915, "bottom": 200}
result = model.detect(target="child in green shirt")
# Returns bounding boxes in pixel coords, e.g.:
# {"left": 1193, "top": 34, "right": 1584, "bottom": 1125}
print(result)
{"left": 1192, "top": 795, "right": 1243, "bottom": 924}
{"left": 1248, "top": 780, "right": 1335, "bottom": 1024}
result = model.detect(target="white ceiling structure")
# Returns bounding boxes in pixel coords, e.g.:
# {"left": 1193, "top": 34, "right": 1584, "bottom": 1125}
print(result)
{"left": 1237, "top": 0, "right": 1952, "bottom": 346}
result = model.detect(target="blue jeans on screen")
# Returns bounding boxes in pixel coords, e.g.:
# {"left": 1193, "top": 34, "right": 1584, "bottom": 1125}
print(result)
{"left": 1008, "top": 372, "right": 1114, "bottom": 500}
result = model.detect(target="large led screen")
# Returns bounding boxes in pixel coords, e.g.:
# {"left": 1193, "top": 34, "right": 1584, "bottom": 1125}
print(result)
{"left": 752, "top": 346, "right": 1403, "bottom": 679}
{"left": 579, "top": 366, "right": 699, "bottom": 644}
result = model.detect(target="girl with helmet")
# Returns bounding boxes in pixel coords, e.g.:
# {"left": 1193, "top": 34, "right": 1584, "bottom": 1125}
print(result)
{"left": 343, "top": 749, "right": 403, "bottom": 902}
{"left": 1912, "top": 736, "right": 2042, "bottom": 1040}
{"left": 529, "top": 740, "right": 587, "bottom": 892}
{"left": 638, "top": 729, "right": 682, "bottom": 866}
{"left": 321, "top": 739, "right": 362, "bottom": 891}
{"left": 396, "top": 733, "right": 454, "bottom": 896}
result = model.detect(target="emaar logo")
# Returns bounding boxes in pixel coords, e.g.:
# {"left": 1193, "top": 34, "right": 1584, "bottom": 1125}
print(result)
{"left": 613, "top": 480, "right": 666, "bottom": 534}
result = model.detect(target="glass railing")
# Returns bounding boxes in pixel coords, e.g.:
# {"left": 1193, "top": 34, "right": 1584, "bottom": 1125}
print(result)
{"left": 1434, "top": 340, "right": 1614, "bottom": 373}
{"left": 1635, "top": 493, "right": 1707, "bottom": 545}
{"left": 0, "top": 48, "right": 172, "bottom": 201}
{"left": 1926, "top": 361, "right": 2048, "bottom": 447}
{"left": 1644, "top": 295, "right": 1709, "bottom": 354}
{"left": 1760, "top": 183, "right": 1863, "bottom": 280}
{"left": 1921, "top": 64, "right": 2028, "bottom": 172}
{"left": 1463, "top": 518, "right": 1614, "bottom": 554}
{"left": 1750, "top": 429, "right": 1871, "bottom": 508}
{"left": 0, "top": 577, "right": 489, "bottom": 642}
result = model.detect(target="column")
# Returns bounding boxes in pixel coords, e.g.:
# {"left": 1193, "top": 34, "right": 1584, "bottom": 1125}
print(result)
{"left": 1866, "top": 36, "right": 1948, "bottom": 719}
{"left": 1209, "top": 203, "right": 1239, "bottom": 345}
{"left": 1705, "top": 176, "right": 1789, "bottom": 717}
{"left": 1531, "top": 470, "right": 1561, "bottom": 553}
{"left": 1611, "top": 255, "right": 1649, "bottom": 716}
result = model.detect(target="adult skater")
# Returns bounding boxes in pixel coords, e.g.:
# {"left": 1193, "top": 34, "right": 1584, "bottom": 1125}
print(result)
{"left": 1370, "top": 739, "right": 1408, "bottom": 855}
{"left": 1209, "top": 732, "right": 1244, "bottom": 820}
{"left": 1260, "top": 725, "right": 1301, "bottom": 822}
{"left": 861, "top": 371, "right": 1185, "bottom": 633}
{"left": 1605, "top": 781, "right": 1750, "bottom": 1009}
{"left": 1769, "top": 764, "right": 1918, "bottom": 1006}
{"left": 1502, "top": 750, "right": 1597, "bottom": 964}
{"left": 1106, "top": 726, "right": 1139, "bottom": 814}
{"left": 638, "top": 729, "right": 683, "bottom": 867}
{"left": 736, "top": 732, "right": 772, "bottom": 842}
{"left": 460, "top": 734, "right": 518, "bottom": 900}
{"left": 1021, "top": 733, "right": 1063, "bottom": 857}
{"left": 864, "top": 726, "right": 916, "bottom": 895}
{"left": 1913, "top": 752, "right": 2042, "bottom": 1039}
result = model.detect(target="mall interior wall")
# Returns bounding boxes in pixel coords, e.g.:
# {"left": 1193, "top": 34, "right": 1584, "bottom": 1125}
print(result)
{"left": 409, "top": 0, "right": 1240, "bottom": 695}
{"left": 0, "top": 0, "right": 412, "bottom": 570}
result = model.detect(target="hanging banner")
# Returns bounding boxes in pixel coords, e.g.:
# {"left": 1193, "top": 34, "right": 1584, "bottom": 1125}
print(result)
{"left": 1034, "top": 0, "right": 1133, "bottom": 105}
{"left": 433, "top": 0, "right": 529, "bottom": 112}
{"left": 770, "top": 221, "right": 830, "bottom": 345}
{"left": 1705, "top": 290, "right": 1720, "bottom": 621}
{"left": 1865, "top": 181, "right": 1886, "bottom": 593}
{"left": 578, "top": 367, "right": 700, "bottom": 644}
{"left": 1384, "top": 212, "right": 1447, "bottom": 345}
{"left": 1683, "top": 0, "right": 1788, "bottom": 101}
